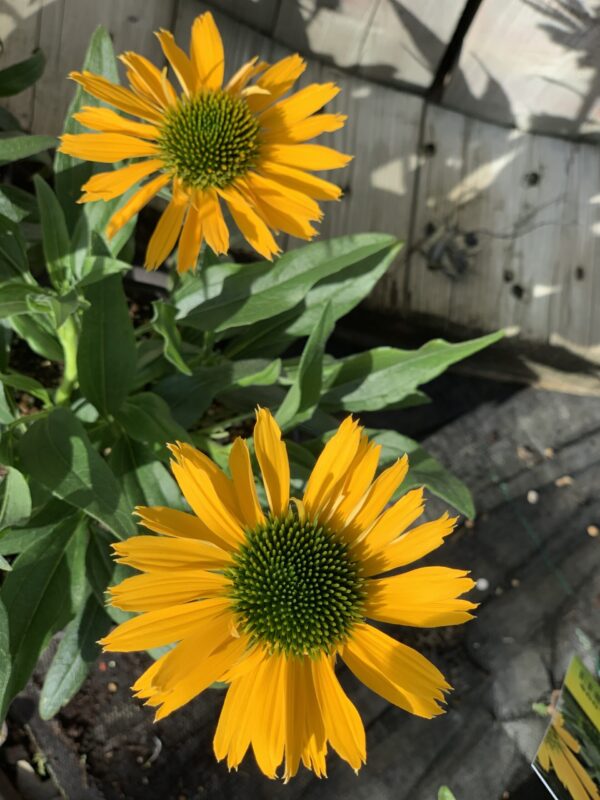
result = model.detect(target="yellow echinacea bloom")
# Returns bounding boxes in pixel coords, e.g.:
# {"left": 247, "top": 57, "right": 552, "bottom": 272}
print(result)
{"left": 101, "top": 409, "right": 477, "bottom": 780}
{"left": 538, "top": 712, "right": 599, "bottom": 800}
{"left": 58, "top": 12, "right": 351, "bottom": 271}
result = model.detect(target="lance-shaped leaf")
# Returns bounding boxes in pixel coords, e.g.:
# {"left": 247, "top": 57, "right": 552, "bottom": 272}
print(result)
{"left": 276, "top": 301, "right": 334, "bottom": 430}
{"left": 19, "top": 407, "right": 136, "bottom": 538}
{"left": 179, "top": 234, "right": 401, "bottom": 333}
{"left": 77, "top": 275, "right": 137, "bottom": 416}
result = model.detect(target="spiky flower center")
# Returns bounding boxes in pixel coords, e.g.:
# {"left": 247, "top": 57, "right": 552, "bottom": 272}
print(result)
{"left": 228, "top": 514, "right": 366, "bottom": 657}
{"left": 158, "top": 91, "right": 260, "bottom": 190}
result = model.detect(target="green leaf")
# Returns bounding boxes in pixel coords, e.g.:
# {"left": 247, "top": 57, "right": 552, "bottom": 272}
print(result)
{"left": 77, "top": 255, "right": 131, "bottom": 287}
{"left": 25, "top": 289, "right": 84, "bottom": 330}
{"left": 276, "top": 301, "right": 334, "bottom": 429}
{"left": 156, "top": 358, "right": 281, "bottom": 428}
{"left": 0, "top": 214, "right": 30, "bottom": 277}
{"left": 0, "top": 467, "right": 32, "bottom": 529}
{"left": 85, "top": 525, "right": 132, "bottom": 625}
{"left": 438, "top": 789, "right": 457, "bottom": 800}
{"left": 0, "top": 134, "right": 56, "bottom": 163}
{"left": 0, "top": 282, "right": 52, "bottom": 320}
{"left": 227, "top": 238, "right": 403, "bottom": 358}
{"left": 0, "top": 49, "right": 45, "bottom": 97}
{"left": 0, "top": 371, "right": 51, "bottom": 407}
{"left": 0, "top": 598, "right": 9, "bottom": 716}
{"left": 0, "top": 499, "right": 75, "bottom": 557}
{"left": 39, "top": 594, "right": 110, "bottom": 720}
{"left": 151, "top": 301, "right": 192, "bottom": 376}
{"left": 179, "top": 234, "right": 401, "bottom": 332}
{"left": 373, "top": 429, "right": 475, "bottom": 519}
{"left": 115, "top": 392, "right": 189, "bottom": 449}
{"left": 77, "top": 275, "right": 137, "bottom": 416}
{"left": 0, "top": 515, "right": 82, "bottom": 720}
{"left": 109, "top": 436, "right": 183, "bottom": 509}
{"left": 0, "top": 186, "right": 38, "bottom": 224}
{"left": 18, "top": 407, "right": 136, "bottom": 538}
{"left": 320, "top": 333, "right": 504, "bottom": 412}
{"left": 0, "top": 554, "right": 11, "bottom": 571}
{"left": 34, "top": 176, "right": 74, "bottom": 292}
{"left": 54, "top": 26, "right": 119, "bottom": 229}
{"left": 9, "top": 314, "right": 63, "bottom": 362}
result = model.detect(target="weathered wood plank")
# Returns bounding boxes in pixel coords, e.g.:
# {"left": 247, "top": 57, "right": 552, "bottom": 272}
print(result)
{"left": 0, "top": 0, "right": 42, "bottom": 131}
{"left": 393, "top": 104, "right": 600, "bottom": 348}
{"left": 205, "top": 0, "right": 281, "bottom": 34}
{"left": 32, "top": 0, "right": 176, "bottom": 136}
{"left": 443, "top": 0, "right": 600, "bottom": 140}
{"left": 274, "top": 0, "right": 467, "bottom": 89}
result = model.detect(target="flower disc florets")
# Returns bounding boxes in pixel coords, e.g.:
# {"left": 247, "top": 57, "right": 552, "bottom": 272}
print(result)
{"left": 158, "top": 91, "right": 261, "bottom": 190}
{"left": 228, "top": 513, "right": 366, "bottom": 657}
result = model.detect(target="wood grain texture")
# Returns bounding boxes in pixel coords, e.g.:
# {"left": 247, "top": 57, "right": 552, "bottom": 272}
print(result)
{"left": 274, "top": 0, "right": 467, "bottom": 88}
{"left": 31, "top": 0, "right": 176, "bottom": 136}
{"left": 443, "top": 0, "right": 600, "bottom": 139}
{"left": 393, "top": 104, "right": 600, "bottom": 349}
{"left": 0, "top": 0, "right": 42, "bottom": 131}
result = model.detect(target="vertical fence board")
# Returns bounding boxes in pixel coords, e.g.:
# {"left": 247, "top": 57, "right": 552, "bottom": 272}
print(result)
{"left": 442, "top": 0, "right": 600, "bottom": 140}
{"left": 32, "top": 0, "right": 176, "bottom": 136}
{"left": 402, "top": 104, "right": 600, "bottom": 347}
{"left": 0, "top": 0, "right": 42, "bottom": 131}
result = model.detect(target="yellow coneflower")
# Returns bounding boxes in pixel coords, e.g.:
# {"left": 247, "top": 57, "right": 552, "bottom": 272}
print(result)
{"left": 101, "top": 409, "right": 476, "bottom": 780}
{"left": 538, "top": 712, "right": 599, "bottom": 800}
{"left": 58, "top": 11, "right": 351, "bottom": 271}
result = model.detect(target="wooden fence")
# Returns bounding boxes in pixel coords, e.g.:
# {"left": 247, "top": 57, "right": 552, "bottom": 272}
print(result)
{"left": 3, "top": 0, "right": 600, "bottom": 357}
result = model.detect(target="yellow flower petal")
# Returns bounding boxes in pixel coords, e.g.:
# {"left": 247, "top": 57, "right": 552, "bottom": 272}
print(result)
{"left": 246, "top": 54, "right": 306, "bottom": 114}
{"left": 218, "top": 184, "right": 280, "bottom": 260}
{"left": 312, "top": 655, "right": 365, "bottom": 773}
{"left": 100, "top": 596, "right": 231, "bottom": 652}
{"left": 361, "top": 512, "right": 458, "bottom": 577}
{"left": 111, "top": 535, "right": 231, "bottom": 572}
{"left": 214, "top": 660, "right": 257, "bottom": 769}
{"left": 68, "top": 70, "right": 163, "bottom": 122}
{"left": 106, "top": 173, "right": 170, "bottom": 238}
{"left": 327, "top": 436, "right": 381, "bottom": 529}
{"left": 250, "top": 656, "right": 287, "bottom": 778}
{"left": 282, "top": 655, "right": 327, "bottom": 781}
{"left": 177, "top": 203, "right": 203, "bottom": 274}
{"left": 120, "top": 51, "right": 177, "bottom": 108}
{"left": 253, "top": 408, "right": 290, "bottom": 517}
{"left": 168, "top": 441, "right": 245, "bottom": 547}
{"left": 134, "top": 505, "right": 230, "bottom": 550}
{"left": 341, "top": 623, "right": 449, "bottom": 718}
{"left": 225, "top": 56, "right": 267, "bottom": 95}
{"left": 191, "top": 12, "right": 225, "bottom": 91}
{"left": 245, "top": 171, "right": 322, "bottom": 220}
{"left": 108, "top": 569, "right": 229, "bottom": 611}
{"left": 261, "top": 82, "right": 340, "bottom": 127}
{"left": 152, "top": 630, "right": 248, "bottom": 721}
{"left": 239, "top": 179, "right": 318, "bottom": 239}
{"left": 73, "top": 106, "right": 159, "bottom": 139}
{"left": 228, "top": 437, "right": 266, "bottom": 530}
{"left": 366, "top": 566, "right": 478, "bottom": 627}
{"left": 156, "top": 29, "right": 194, "bottom": 95}
{"left": 352, "top": 486, "right": 424, "bottom": 556}
{"left": 261, "top": 143, "right": 353, "bottom": 171}
{"left": 79, "top": 158, "right": 164, "bottom": 202}
{"left": 196, "top": 189, "right": 229, "bottom": 254}
{"left": 145, "top": 191, "right": 188, "bottom": 270}
{"left": 302, "top": 416, "right": 362, "bottom": 520}
{"left": 262, "top": 113, "right": 347, "bottom": 144}
{"left": 259, "top": 161, "right": 343, "bottom": 201}
{"left": 59, "top": 132, "right": 160, "bottom": 163}
{"left": 343, "top": 455, "right": 409, "bottom": 539}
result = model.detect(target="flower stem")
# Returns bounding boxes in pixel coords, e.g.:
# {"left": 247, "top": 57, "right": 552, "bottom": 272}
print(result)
{"left": 55, "top": 316, "right": 79, "bottom": 405}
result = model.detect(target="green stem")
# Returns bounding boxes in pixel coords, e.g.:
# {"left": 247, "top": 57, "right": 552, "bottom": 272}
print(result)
{"left": 55, "top": 316, "right": 79, "bottom": 405}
